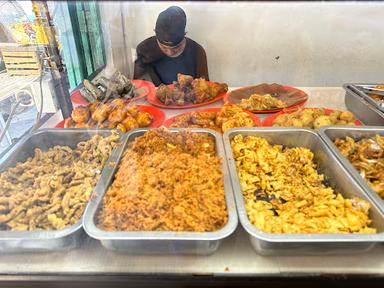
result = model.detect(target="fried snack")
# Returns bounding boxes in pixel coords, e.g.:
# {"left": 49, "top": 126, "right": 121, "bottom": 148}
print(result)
{"left": 177, "top": 73, "right": 193, "bottom": 90}
{"left": 66, "top": 103, "right": 152, "bottom": 132}
{"left": 92, "top": 103, "right": 110, "bottom": 123}
{"left": 335, "top": 135, "right": 384, "bottom": 198}
{"left": 0, "top": 132, "right": 119, "bottom": 231}
{"left": 71, "top": 106, "right": 90, "bottom": 124}
{"left": 272, "top": 108, "right": 358, "bottom": 128}
{"left": 169, "top": 103, "right": 255, "bottom": 133}
{"left": 155, "top": 73, "right": 228, "bottom": 106}
{"left": 231, "top": 134, "right": 376, "bottom": 234}
{"left": 97, "top": 129, "right": 227, "bottom": 232}
{"left": 240, "top": 94, "right": 287, "bottom": 111}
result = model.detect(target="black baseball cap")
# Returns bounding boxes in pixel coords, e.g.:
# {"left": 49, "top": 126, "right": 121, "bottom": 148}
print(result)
{"left": 155, "top": 6, "right": 186, "bottom": 47}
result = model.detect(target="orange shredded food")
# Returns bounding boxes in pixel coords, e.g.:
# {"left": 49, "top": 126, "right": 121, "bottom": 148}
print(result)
{"left": 97, "top": 129, "right": 228, "bottom": 232}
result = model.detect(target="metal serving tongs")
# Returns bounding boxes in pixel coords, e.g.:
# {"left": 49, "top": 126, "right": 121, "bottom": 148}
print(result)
{"left": 356, "top": 85, "right": 384, "bottom": 97}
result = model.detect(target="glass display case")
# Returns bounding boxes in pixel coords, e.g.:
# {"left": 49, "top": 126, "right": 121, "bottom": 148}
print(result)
{"left": 0, "top": 1, "right": 383, "bottom": 287}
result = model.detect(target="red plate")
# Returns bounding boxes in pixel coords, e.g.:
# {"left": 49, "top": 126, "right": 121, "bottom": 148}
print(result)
{"left": 262, "top": 107, "right": 363, "bottom": 127}
{"left": 224, "top": 83, "right": 308, "bottom": 113}
{"left": 55, "top": 105, "right": 165, "bottom": 128}
{"left": 163, "top": 107, "right": 261, "bottom": 128}
{"left": 70, "top": 79, "right": 155, "bottom": 106}
{"left": 147, "top": 82, "right": 226, "bottom": 109}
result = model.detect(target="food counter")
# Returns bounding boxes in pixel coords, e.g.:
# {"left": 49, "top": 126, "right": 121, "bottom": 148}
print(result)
{"left": 0, "top": 87, "right": 383, "bottom": 284}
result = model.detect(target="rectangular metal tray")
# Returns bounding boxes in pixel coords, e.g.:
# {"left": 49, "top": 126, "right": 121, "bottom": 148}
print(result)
{"left": 344, "top": 84, "right": 384, "bottom": 126}
{"left": 223, "top": 127, "right": 384, "bottom": 256}
{"left": 83, "top": 128, "right": 238, "bottom": 255}
{"left": 0, "top": 128, "right": 115, "bottom": 253}
{"left": 319, "top": 126, "right": 384, "bottom": 213}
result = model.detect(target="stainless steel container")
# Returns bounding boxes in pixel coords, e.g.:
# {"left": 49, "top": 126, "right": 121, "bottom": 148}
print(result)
{"left": 344, "top": 84, "right": 384, "bottom": 126}
{"left": 83, "top": 128, "right": 238, "bottom": 255}
{"left": 223, "top": 127, "right": 384, "bottom": 256}
{"left": 0, "top": 128, "right": 114, "bottom": 253}
{"left": 319, "top": 126, "right": 384, "bottom": 213}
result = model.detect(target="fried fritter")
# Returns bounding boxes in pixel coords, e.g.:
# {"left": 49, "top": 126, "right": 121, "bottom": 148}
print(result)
{"left": 71, "top": 106, "right": 90, "bottom": 124}
{"left": 66, "top": 103, "right": 153, "bottom": 132}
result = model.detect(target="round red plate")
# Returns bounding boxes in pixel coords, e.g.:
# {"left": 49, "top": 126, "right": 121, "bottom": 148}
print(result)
{"left": 147, "top": 82, "right": 226, "bottom": 109}
{"left": 163, "top": 107, "right": 261, "bottom": 128}
{"left": 224, "top": 84, "right": 308, "bottom": 114}
{"left": 262, "top": 107, "right": 363, "bottom": 127}
{"left": 55, "top": 105, "right": 165, "bottom": 128}
{"left": 70, "top": 79, "right": 155, "bottom": 106}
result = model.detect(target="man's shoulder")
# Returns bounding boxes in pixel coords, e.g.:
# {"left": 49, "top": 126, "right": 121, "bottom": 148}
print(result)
{"left": 186, "top": 38, "right": 206, "bottom": 53}
{"left": 136, "top": 36, "right": 163, "bottom": 63}
{"left": 137, "top": 36, "right": 157, "bottom": 51}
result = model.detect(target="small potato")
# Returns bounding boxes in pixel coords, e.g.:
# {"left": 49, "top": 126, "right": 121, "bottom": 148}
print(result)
{"left": 300, "top": 114, "right": 314, "bottom": 127}
{"left": 336, "top": 120, "right": 348, "bottom": 125}
{"left": 328, "top": 111, "right": 340, "bottom": 124}
{"left": 122, "top": 116, "right": 139, "bottom": 131}
{"left": 339, "top": 111, "right": 355, "bottom": 122}
{"left": 313, "top": 115, "right": 332, "bottom": 129}
{"left": 292, "top": 119, "right": 304, "bottom": 127}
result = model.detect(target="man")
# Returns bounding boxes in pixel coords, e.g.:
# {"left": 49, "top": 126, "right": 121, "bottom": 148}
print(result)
{"left": 133, "top": 6, "right": 209, "bottom": 86}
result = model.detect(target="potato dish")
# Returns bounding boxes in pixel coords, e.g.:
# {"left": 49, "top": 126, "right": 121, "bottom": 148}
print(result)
{"left": 168, "top": 104, "right": 255, "bottom": 133}
{"left": 272, "top": 108, "right": 358, "bottom": 128}
{"left": 240, "top": 94, "right": 287, "bottom": 110}
{"left": 65, "top": 101, "right": 152, "bottom": 132}
{"left": 0, "top": 132, "right": 119, "bottom": 231}
{"left": 156, "top": 73, "right": 228, "bottom": 106}
{"left": 335, "top": 135, "right": 384, "bottom": 199}
{"left": 231, "top": 134, "right": 376, "bottom": 234}
{"left": 97, "top": 129, "right": 228, "bottom": 232}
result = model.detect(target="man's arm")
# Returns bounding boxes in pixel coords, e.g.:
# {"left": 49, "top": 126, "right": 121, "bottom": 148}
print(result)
{"left": 195, "top": 44, "right": 209, "bottom": 81}
{"left": 133, "top": 37, "right": 163, "bottom": 86}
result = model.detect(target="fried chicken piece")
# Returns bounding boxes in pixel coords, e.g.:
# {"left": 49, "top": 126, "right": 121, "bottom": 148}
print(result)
{"left": 126, "top": 105, "right": 140, "bottom": 118}
{"left": 110, "top": 98, "right": 127, "bottom": 110}
{"left": 137, "top": 112, "right": 152, "bottom": 127}
{"left": 88, "top": 102, "right": 99, "bottom": 114}
{"left": 108, "top": 107, "right": 127, "bottom": 123}
{"left": 75, "top": 122, "right": 88, "bottom": 128}
{"left": 92, "top": 104, "right": 111, "bottom": 123}
{"left": 156, "top": 84, "right": 172, "bottom": 103}
{"left": 71, "top": 107, "right": 90, "bottom": 124}
{"left": 177, "top": 73, "right": 194, "bottom": 90}
{"left": 100, "top": 120, "right": 117, "bottom": 129}
{"left": 122, "top": 116, "right": 139, "bottom": 131}
{"left": 208, "top": 83, "right": 228, "bottom": 98}
{"left": 192, "top": 78, "right": 211, "bottom": 104}
{"left": 64, "top": 118, "right": 75, "bottom": 128}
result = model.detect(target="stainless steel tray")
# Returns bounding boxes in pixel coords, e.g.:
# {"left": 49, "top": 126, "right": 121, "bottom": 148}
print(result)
{"left": 83, "top": 128, "right": 238, "bottom": 255}
{"left": 344, "top": 84, "right": 384, "bottom": 126}
{"left": 0, "top": 128, "right": 115, "bottom": 253}
{"left": 223, "top": 127, "right": 384, "bottom": 256}
{"left": 319, "top": 126, "right": 384, "bottom": 213}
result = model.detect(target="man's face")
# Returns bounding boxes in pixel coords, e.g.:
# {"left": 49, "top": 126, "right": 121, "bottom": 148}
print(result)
{"left": 157, "top": 38, "right": 186, "bottom": 58}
